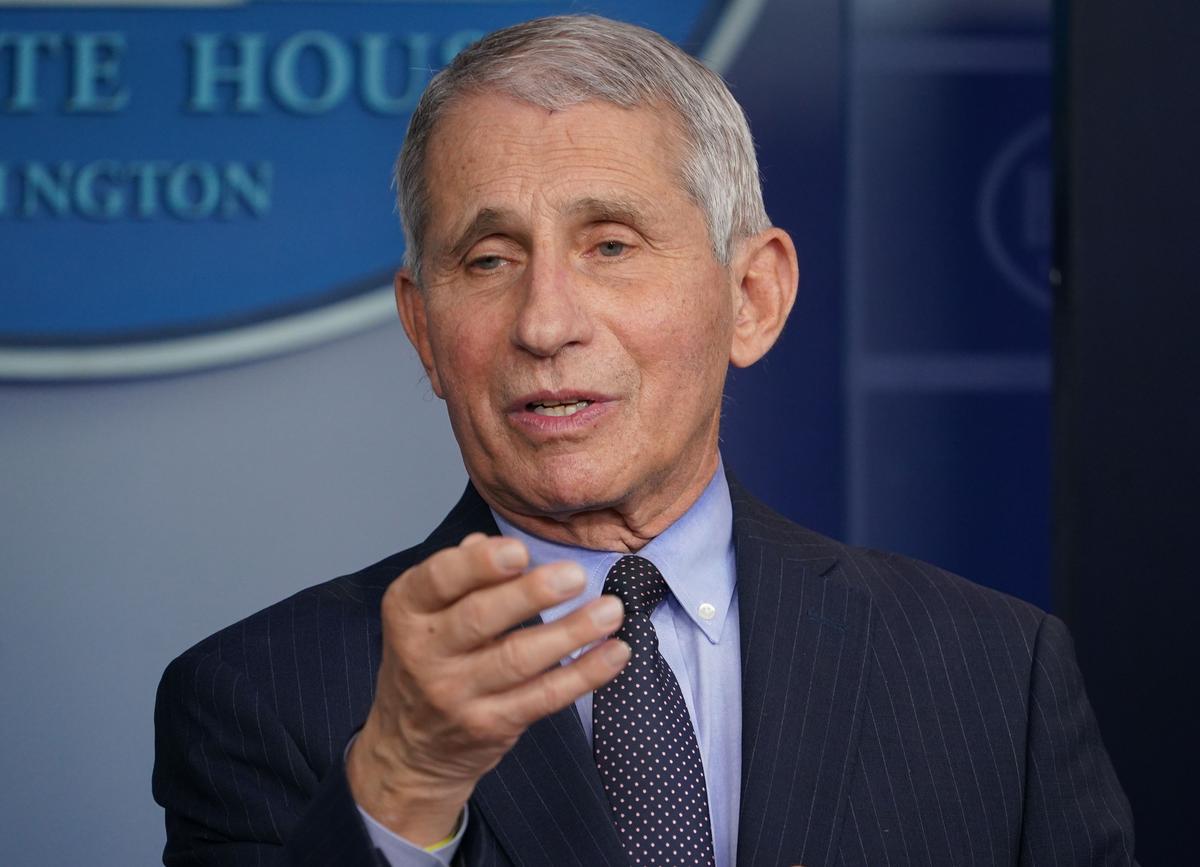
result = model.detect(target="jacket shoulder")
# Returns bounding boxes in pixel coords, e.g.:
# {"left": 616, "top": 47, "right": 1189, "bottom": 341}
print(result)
{"left": 838, "top": 543, "right": 1045, "bottom": 646}
{"left": 731, "top": 482, "right": 1047, "bottom": 650}
{"left": 165, "top": 545, "right": 417, "bottom": 682}
{"left": 166, "top": 483, "right": 497, "bottom": 679}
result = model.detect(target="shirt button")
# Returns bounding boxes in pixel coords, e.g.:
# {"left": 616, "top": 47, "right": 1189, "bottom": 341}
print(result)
{"left": 698, "top": 602, "right": 716, "bottom": 621}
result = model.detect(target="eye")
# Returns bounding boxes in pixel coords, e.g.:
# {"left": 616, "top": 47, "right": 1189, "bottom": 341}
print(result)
{"left": 596, "top": 240, "right": 628, "bottom": 257}
{"left": 469, "top": 254, "right": 504, "bottom": 271}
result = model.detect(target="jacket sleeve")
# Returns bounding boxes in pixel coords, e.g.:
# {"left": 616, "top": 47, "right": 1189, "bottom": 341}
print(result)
{"left": 1018, "top": 614, "right": 1137, "bottom": 865}
{"left": 153, "top": 648, "right": 387, "bottom": 867}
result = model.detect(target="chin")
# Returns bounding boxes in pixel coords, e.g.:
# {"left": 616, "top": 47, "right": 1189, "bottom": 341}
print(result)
{"left": 506, "top": 455, "right": 629, "bottom": 517}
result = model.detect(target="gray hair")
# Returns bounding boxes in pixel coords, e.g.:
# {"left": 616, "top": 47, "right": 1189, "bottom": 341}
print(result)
{"left": 395, "top": 14, "right": 771, "bottom": 285}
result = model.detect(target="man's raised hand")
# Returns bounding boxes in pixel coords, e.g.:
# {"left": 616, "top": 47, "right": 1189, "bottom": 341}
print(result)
{"left": 346, "top": 533, "right": 629, "bottom": 845}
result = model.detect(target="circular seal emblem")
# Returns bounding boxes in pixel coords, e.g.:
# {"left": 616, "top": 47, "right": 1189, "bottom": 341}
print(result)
{"left": 0, "top": 0, "right": 763, "bottom": 379}
{"left": 977, "top": 114, "right": 1053, "bottom": 312}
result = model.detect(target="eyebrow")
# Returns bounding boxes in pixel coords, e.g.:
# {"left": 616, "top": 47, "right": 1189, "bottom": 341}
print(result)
{"left": 443, "top": 207, "right": 523, "bottom": 263}
{"left": 440, "top": 195, "right": 657, "bottom": 264}
{"left": 564, "top": 196, "right": 652, "bottom": 229}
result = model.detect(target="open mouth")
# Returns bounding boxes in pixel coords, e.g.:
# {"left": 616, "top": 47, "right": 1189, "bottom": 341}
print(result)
{"left": 527, "top": 399, "right": 593, "bottom": 417}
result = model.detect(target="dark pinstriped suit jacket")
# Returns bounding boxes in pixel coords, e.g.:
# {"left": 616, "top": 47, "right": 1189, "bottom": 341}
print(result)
{"left": 154, "top": 478, "right": 1136, "bottom": 866}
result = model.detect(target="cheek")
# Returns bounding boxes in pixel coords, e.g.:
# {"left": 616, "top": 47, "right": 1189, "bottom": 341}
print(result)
{"left": 428, "top": 308, "right": 500, "bottom": 399}
{"left": 633, "top": 288, "right": 733, "bottom": 400}
{"left": 665, "top": 275, "right": 734, "bottom": 355}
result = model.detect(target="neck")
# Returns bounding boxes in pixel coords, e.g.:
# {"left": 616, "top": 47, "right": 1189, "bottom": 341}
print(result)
{"left": 488, "top": 453, "right": 720, "bottom": 553}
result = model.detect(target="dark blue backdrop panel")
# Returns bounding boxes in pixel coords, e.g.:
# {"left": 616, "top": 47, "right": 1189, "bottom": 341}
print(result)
{"left": 719, "top": 0, "right": 846, "bottom": 539}
{"left": 723, "top": 0, "right": 1055, "bottom": 608}
{"left": 854, "top": 72, "right": 1051, "bottom": 354}
{"left": 861, "top": 392, "right": 1051, "bottom": 611}
{"left": 844, "top": 11, "right": 1052, "bottom": 607}
{"left": 845, "top": 1, "right": 1052, "bottom": 609}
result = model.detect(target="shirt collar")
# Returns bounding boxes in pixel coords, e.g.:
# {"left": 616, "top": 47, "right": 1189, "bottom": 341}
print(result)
{"left": 492, "top": 458, "right": 736, "bottom": 645}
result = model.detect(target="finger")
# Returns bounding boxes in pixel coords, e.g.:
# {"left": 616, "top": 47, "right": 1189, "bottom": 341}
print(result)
{"left": 438, "top": 560, "right": 590, "bottom": 652}
{"left": 490, "top": 637, "right": 631, "bottom": 727}
{"left": 401, "top": 536, "right": 529, "bottom": 613}
{"left": 473, "top": 594, "right": 625, "bottom": 690}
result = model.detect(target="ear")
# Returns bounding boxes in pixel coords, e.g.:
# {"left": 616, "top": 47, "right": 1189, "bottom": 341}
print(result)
{"left": 394, "top": 269, "right": 446, "bottom": 398}
{"left": 728, "top": 228, "right": 799, "bottom": 368}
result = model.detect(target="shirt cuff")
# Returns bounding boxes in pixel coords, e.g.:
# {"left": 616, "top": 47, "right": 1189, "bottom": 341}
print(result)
{"left": 357, "top": 802, "right": 467, "bottom": 867}
{"left": 344, "top": 732, "right": 467, "bottom": 866}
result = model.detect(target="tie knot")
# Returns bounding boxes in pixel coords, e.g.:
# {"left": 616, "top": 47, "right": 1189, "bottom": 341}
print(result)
{"left": 602, "top": 555, "right": 668, "bottom": 617}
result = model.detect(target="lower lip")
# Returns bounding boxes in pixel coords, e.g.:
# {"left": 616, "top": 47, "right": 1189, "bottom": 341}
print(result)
{"left": 508, "top": 400, "right": 613, "bottom": 436}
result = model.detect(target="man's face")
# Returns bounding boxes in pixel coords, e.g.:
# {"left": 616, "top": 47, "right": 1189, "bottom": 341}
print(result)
{"left": 400, "top": 93, "right": 742, "bottom": 527}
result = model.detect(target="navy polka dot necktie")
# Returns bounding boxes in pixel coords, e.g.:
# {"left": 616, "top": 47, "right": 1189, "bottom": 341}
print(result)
{"left": 593, "top": 555, "right": 716, "bottom": 866}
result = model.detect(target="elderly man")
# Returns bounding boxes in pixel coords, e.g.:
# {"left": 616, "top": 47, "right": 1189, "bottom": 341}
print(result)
{"left": 154, "top": 14, "right": 1135, "bottom": 867}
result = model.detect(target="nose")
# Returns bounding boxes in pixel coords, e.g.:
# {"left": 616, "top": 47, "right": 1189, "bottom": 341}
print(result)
{"left": 510, "top": 253, "right": 593, "bottom": 357}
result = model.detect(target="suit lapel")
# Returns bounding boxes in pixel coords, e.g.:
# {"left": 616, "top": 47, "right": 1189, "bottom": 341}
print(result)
{"left": 472, "top": 706, "right": 628, "bottom": 867}
{"left": 437, "top": 485, "right": 628, "bottom": 866}
{"left": 730, "top": 481, "right": 873, "bottom": 867}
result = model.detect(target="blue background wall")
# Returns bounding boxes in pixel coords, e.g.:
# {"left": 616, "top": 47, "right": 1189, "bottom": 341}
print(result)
{"left": 725, "top": 0, "right": 1053, "bottom": 611}
{"left": 0, "top": 1, "right": 1058, "bottom": 863}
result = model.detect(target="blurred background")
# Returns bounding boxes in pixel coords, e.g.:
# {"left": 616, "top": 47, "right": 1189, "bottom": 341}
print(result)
{"left": 1, "top": 0, "right": 1195, "bottom": 863}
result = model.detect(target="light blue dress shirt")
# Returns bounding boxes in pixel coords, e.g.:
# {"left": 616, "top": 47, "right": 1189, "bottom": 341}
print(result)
{"left": 362, "top": 463, "right": 741, "bottom": 867}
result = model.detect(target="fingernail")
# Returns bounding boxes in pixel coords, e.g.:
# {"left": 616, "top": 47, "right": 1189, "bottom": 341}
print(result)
{"left": 548, "top": 563, "right": 586, "bottom": 594}
{"left": 603, "top": 640, "right": 630, "bottom": 666}
{"left": 590, "top": 595, "right": 624, "bottom": 628}
{"left": 495, "top": 542, "right": 525, "bottom": 570}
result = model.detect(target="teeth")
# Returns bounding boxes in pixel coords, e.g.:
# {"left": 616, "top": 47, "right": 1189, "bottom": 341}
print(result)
{"left": 531, "top": 400, "right": 591, "bottom": 417}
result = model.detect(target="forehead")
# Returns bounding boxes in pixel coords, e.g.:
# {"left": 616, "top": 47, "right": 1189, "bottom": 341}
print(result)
{"left": 422, "top": 93, "right": 695, "bottom": 235}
